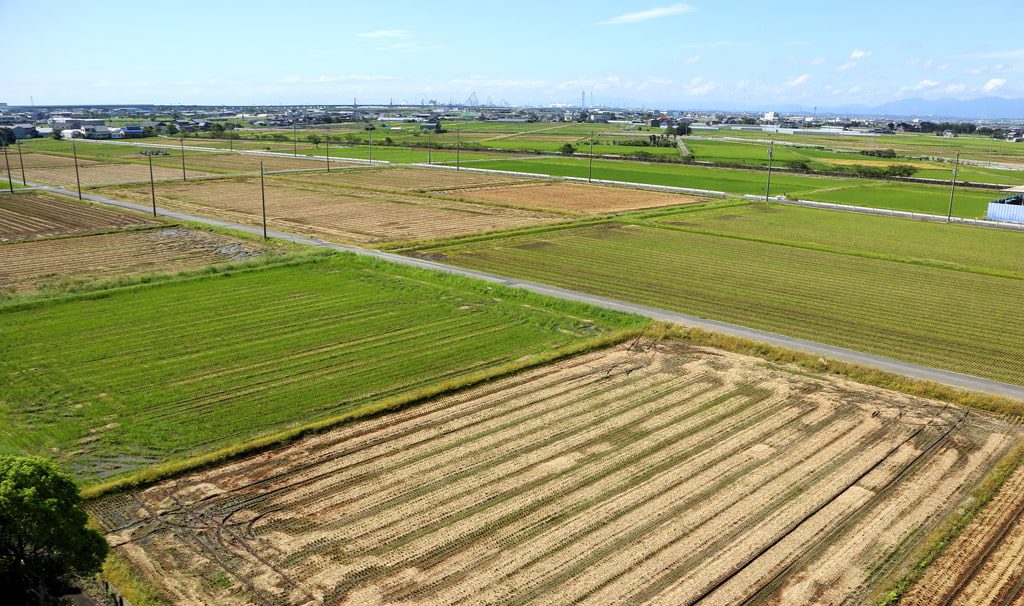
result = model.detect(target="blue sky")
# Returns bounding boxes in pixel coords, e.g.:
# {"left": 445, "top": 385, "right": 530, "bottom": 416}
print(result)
{"left": 2, "top": 0, "right": 1022, "bottom": 108}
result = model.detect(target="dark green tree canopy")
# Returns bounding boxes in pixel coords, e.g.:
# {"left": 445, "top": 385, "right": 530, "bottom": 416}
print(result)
{"left": 0, "top": 456, "right": 108, "bottom": 605}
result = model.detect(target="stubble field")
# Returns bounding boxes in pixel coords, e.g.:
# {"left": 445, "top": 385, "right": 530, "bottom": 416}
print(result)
{"left": 89, "top": 340, "right": 1019, "bottom": 605}
{"left": 23, "top": 162, "right": 213, "bottom": 187}
{"left": 0, "top": 226, "right": 277, "bottom": 293}
{"left": 903, "top": 461, "right": 1024, "bottom": 605}
{"left": 0, "top": 192, "right": 154, "bottom": 241}
{"left": 443, "top": 181, "right": 708, "bottom": 213}
{"left": 96, "top": 177, "right": 566, "bottom": 245}
{"left": 279, "top": 166, "right": 537, "bottom": 192}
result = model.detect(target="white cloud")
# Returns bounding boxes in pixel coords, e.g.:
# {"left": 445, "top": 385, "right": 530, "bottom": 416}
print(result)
{"left": 601, "top": 4, "right": 694, "bottom": 25}
{"left": 281, "top": 74, "right": 397, "bottom": 84}
{"left": 836, "top": 62, "right": 856, "bottom": 72}
{"left": 357, "top": 30, "right": 412, "bottom": 39}
{"left": 850, "top": 49, "right": 872, "bottom": 59}
{"left": 685, "top": 55, "right": 701, "bottom": 64}
{"left": 915, "top": 79, "right": 940, "bottom": 90}
{"left": 943, "top": 83, "right": 967, "bottom": 95}
{"left": 983, "top": 78, "right": 1007, "bottom": 92}
{"left": 809, "top": 56, "right": 826, "bottom": 65}
{"left": 785, "top": 73, "right": 810, "bottom": 87}
{"left": 376, "top": 42, "right": 445, "bottom": 53}
{"left": 680, "top": 76, "right": 716, "bottom": 96}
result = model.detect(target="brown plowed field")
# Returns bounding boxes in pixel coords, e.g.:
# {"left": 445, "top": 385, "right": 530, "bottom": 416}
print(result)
{"left": 24, "top": 162, "right": 213, "bottom": 187}
{"left": 279, "top": 166, "right": 537, "bottom": 191}
{"left": 90, "top": 341, "right": 1018, "bottom": 605}
{"left": 96, "top": 177, "right": 564, "bottom": 245}
{"left": 902, "top": 462, "right": 1024, "bottom": 606}
{"left": 4, "top": 152, "right": 106, "bottom": 169}
{"left": 172, "top": 153, "right": 347, "bottom": 173}
{"left": 0, "top": 192, "right": 154, "bottom": 241}
{"left": 0, "top": 227, "right": 276, "bottom": 293}
{"left": 443, "top": 181, "right": 707, "bottom": 213}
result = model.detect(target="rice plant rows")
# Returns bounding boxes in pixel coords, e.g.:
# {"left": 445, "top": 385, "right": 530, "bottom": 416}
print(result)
{"left": 89, "top": 342, "right": 1020, "bottom": 605}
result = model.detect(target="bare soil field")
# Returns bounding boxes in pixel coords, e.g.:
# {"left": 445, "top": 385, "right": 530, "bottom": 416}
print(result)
{"left": 24, "top": 162, "right": 213, "bottom": 187}
{"left": 177, "top": 152, "right": 348, "bottom": 173}
{"left": 3, "top": 152, "right": 107, "bottom": 169}
{"left": 90, "top": 341, "right": 1018, "bottom": 605}
{"left": 96, "top": 177, "right": 564, "bottom": 245}
{"left": 443, "top": 181, "right": 707, "bottom": 213}
{"left": 902, "top": 462, "right": 1024, "bottom": 606}
{"left": 0, "top": 227, "right": 276, "bottom": 293}
{"left": 279, "top": 166, "right": 537, "bottom": 192}
{"left": 0, "top": 192, "right": 153, "bottom": 241}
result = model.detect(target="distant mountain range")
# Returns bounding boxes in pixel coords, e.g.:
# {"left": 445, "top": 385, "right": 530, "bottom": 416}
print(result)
{"left": 833, "top": 97, "right": 1023, "bottom": 120}
{"left": 739, "top": 97, "right": 1023, "bottom": 120}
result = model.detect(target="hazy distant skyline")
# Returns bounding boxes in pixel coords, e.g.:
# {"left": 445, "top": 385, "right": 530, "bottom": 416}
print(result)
{"left": 2, "top": 0, "right": 1022, "bottom": 108}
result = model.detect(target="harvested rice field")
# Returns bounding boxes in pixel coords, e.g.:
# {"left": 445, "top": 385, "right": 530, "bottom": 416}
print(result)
{"left": 279, "top": 166, "right": 537, "bottom": 192}
{"left": 444, "top": 181, "right": 708, "bottom": 213}
{"left": 169, "top": 152, "right": 349, "bottom": 174}
{"left": 902, "top": 461, "right": 1024, "bottom": 606}
{"left": 97, "top": 177, "right": 565, "bottom": 245}
{"left": 4, "top": 151, "right": 107, "bottom": 169}
{"left": 23, "top": 162, "right": 213, "bottom": 187}
{"left": 0, "top": 192, "right": 154, "bottom": 241}
{"left": 0, "top": 226, "right": 277, "bottom": 293}
{"left": 89, "top": 340, "right": 1019, "bottom": 605}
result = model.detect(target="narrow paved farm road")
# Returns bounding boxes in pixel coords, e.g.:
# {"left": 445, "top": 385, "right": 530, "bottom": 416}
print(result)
{"left": 25, "top": 183, "right": 1024, "bottom": 401}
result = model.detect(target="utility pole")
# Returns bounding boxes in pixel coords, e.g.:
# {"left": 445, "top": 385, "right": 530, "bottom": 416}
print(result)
{"left": 325, "top": 135, "right": 330, "bottom": 172}
{"left": 368, "top": 128, "right": 373, "bottom": 163}
{"left": 260, "top": 161, "right": 267, "bottom": 239}
{"left": 946, "top": 151, "right": 961, "bottom": 223}
{"left": 16, "top": 140, "right": 26, "bottom": 185}
{"left": 145, "top": 152, "right": 157, "bottom": 216}
{"left": 765, "top": 140, "right": 774, "bottom": 204}
{"left": 292, "top": 122, "right": 297, "bottom": 156}
{"left": 2, "top": 143, "right": 12, "bottom": 193}
{"left": 427, "top": 130, "right": 432, "bottom": 165}
{"left": 180, "top": 135, "right": 187, "bottom": 181}
{"left": 72, "top": 139, "right": 83, "bottom": 199}
{"left": 456, "top": 126, "right": 461, "bottom": 171}
{"left": 588, "top": 131, "right": 594, "bottom": 183}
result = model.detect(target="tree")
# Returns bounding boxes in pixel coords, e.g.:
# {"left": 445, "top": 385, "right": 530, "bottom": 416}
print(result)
{"left": 0, "top": 456, "right": 108, "bottom": 605}
{"left": 675, "top": 123, "right": 691, "bottom": 136}
{"left": 307, "top": 134, "right": 322, "bottom": 148}
{"left": 210, "top": 122, "right": 225, "bottom": 135}
{"left": 166, "top": 123, "right": 179, "bottom": 136}
{"left": 560, "top": 143, "right": 577, "bottom": 156}
{"left": 51, "top": 129, "right": 63, "bottom": 141}
{"left": 0, "top": 127, "right": 14, "bottom": 147}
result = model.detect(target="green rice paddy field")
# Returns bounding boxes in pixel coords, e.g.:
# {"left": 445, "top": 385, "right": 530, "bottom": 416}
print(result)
{"left": 646, "top": 203, "right": 1024, "bottom": 278}
{"left": 683, "top": 138, "right": 1024, "bottom": 185}
{"left": 453, "top": 156, "right": 998, "bottom": 217}
{"left": 0, "top": 252, "right": 643, "bottom": 484}
{"left": 420, "top": 213, "right": 1024, "bottom": 386}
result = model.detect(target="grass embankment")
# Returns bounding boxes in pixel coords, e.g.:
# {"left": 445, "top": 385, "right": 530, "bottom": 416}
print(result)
{"left": 451, "top": 156, "right": 997, "bottom": 217}
{"left": 417, "top": 213, "right": 1024, "bottom": 386}
{"left": 0, "top": 251, "right": 647, "bottom": 492}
